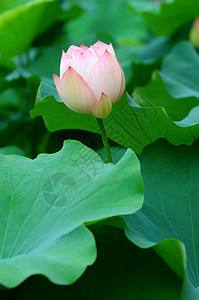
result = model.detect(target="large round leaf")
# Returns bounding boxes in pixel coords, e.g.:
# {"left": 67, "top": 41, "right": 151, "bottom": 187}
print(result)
{"left": 5, "top": 227, "right": 182, "bottom": 299}
{"left": 66, "top": 0, "right": 148, "bottom": 46}
{"left": 0, "top": 0, "right": 61, "bottom": 57}
{"left": 159, "top": 41, "right": 199, "bottom": 99}
{"left": 129, "top": 0, "right": 199, "bottom": 36}
{"left": 133, "top": 71, "right": 199, "bottom": 121}
{"left": 0, "top": 140, "right": 143, "bottom": 288}
{"left": 122, "top": 140, "right": 199, "bottom": 299}
{"left": 31, "top": 84, "right": 199, "bottom": 154}
{"left": 0, "top": 146, "right": 25, "bottom": 156}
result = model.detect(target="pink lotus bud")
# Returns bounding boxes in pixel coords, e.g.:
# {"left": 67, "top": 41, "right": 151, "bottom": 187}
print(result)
{"left": 53, "top": 41, "right": 125, "bottom": 118}
{"left": 190, "top": 16, "right": 199, "bottom": 49}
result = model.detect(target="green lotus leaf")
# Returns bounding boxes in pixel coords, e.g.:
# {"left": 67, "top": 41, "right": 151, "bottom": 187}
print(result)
{"left": 0, "top": 0, "right": 61, "bottom": 57}
{"left": 159, "top": 41, "right": 199, "bottom": 100}
{"left": 0, "top": 146, "right": 25, "bottom": 156}
{"left": 0, "top": 140, "right": 143, "bottom": 288}
{"left": 129, "top": 0, "right": 199, "bottom": 36}
{"left": 122, "top": 140, "right": 199, "bottom": 299}
{"left": 7, "top": 227, "right": 182, "bottom": 299}
{"left": 31, "top": 83, "right": 199, "bottom": 154}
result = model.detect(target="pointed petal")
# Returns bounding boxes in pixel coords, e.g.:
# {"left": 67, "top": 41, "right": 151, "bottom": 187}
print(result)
{"left": 91, "top": 41, "right": 108, "bottom": 58}
{"left": 61, "top": 48, "right": 98, "bottom": 80}
{"left": 53, "top": 74, "right": 64, "bottom": 101}
{"left": 66, "top": 45, "right": 84, "bottom": 56}
{"left": 90, "top": 45, "right": 104, "bottom": 59}
{"left": 53, "top": 74, "right": 75, "bottom": 111}
{"left": 80, "top": 44, "right": 89, "bottom": 51}
{"left": 107, "top": 43, "right": 116, "bottom": 57}
{"left": 72, "top": 48, "right": 98, "bottom": 80}
{"left": 87, "top": 51, "right": 122, "bottom": 102}
{"left": 60, "top": 67, "right": 97, "bottom": 114}
{"left": 66, "top": 45, "right": 87, "bottom": 61}
{"left": 92, "top": 93, "right": 112, "bottom": 118}
{"left": 91, "top": 41, "right": 115, "bottom": 58}
{"left": 93, "top": 40, "right": 108, "bottom": 49}
{"left": 60, "top": 51, "right": 73, "bottom": 79}
{"left": 113, "top": 59, "right": 125, "bottom": 104}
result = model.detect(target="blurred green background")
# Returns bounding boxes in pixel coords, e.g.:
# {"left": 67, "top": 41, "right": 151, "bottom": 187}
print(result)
{"left": 2, "top": 0, "right": 194, "bottom": 158}
{"left": 1, "top": 1, "right": 199, "bottom": 299}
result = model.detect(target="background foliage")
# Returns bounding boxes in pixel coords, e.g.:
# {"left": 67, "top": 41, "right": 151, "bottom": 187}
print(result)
{"left": 1, "top": 0, "right": 199, "bottom": 299}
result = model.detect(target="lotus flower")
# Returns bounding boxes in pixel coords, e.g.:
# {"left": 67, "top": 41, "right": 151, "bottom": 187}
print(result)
{"left": 53, "top": 41, "right": 125, "bottom": 118}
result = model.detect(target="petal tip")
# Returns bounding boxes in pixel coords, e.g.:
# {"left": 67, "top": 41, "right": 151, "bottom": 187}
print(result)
{"left": 92, "top": 93, "right": 112, "bottom": 119}
{"left": 53, "top": 74, "right": 60, "bottom": 80}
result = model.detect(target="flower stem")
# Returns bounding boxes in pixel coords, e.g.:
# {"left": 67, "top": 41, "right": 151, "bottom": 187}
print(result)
{"left": 96, "top": 118, "right": 112, "bottom": 164}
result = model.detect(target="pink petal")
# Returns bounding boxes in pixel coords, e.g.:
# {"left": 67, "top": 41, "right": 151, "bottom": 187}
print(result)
{"left": 66, "top": 45, "right": 85, "bottom": 58}
{"left": 106, "top": 43, "right": 116, "bottom": 57}
{"left": 72, "top": 48, "right": 98, "bottom": 81}
{"left": 60, "top": 67, "right": 97, "bottom": 114}
{"left": 113, "top": 59, "right": 125, "bottom": 104}
{"left": 91, "top": 41, "right": 115, "bottom": 58}
{"left": 60, "top": 47, "right": 98, "bottom": 80}
{"left": 80, "top": 44, "right": 89, "bottom": 51}
{"left": 93, "top": 40, "right": 108, "bottom": 49}
{"left": 92, "top": 93, "right": 112, "bottom": 118}
{"left": 87, "top": 51, "right": 122, "bottom": 102}
{"left": 53, "top": 74, "right": 64, "bottom": 101}
{"left": 60, "top": 51, "right": 73, "bottom": 79}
